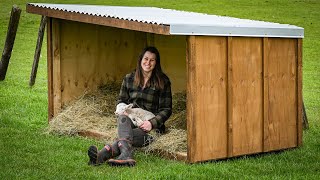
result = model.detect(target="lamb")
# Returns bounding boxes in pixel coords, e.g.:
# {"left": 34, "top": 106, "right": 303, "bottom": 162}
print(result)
{"left": 115, "top": 103, "right": 155, "bottom": 127}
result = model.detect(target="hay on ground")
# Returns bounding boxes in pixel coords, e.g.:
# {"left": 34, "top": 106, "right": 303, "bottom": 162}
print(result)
{"left": 143, "top": 128, "right": 187, "bottom": 153}
{"left": 47, "top": 82, "right": 187, "bottom": 154}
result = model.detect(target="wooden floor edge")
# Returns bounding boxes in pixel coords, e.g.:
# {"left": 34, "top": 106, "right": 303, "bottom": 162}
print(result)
{"left": 78, "top": 130, "right": 112, "bottom": 140}
{"left": 78, "top": 130, "right": 188, "bottom": 162}
{"left": 150, "top": 149, "right": 187, "bottom": 162}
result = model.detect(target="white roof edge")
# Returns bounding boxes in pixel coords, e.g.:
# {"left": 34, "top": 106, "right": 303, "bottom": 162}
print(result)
{"left": 27, "top": 3, "right": 304, "bottom": 38}
{"left": 170, "top": 24, "right": 304, "bottom": 38}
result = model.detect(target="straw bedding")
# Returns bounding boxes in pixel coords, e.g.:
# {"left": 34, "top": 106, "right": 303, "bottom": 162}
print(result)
{"left": 47, "top": 82, "right": 187, "bottom": 155}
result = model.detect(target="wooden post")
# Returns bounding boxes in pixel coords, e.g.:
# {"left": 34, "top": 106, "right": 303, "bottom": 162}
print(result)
{"left": 0, "top": 5, "right": 21, "bottom": 81}
{"left": 52, "top": 19, "right": 62, "bottom": 117}
{"left": 29, "top": 16, "right": 47, "bottom": 86}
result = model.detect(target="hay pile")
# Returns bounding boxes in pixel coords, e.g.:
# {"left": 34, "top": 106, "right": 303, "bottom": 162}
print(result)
{"left": 48, "top": 82, "right": 187, "bottom": 154}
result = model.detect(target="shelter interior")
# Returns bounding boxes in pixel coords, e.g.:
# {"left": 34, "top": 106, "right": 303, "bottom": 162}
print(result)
{"left": 52, "top": 19, "right": 187, "bottom": 108}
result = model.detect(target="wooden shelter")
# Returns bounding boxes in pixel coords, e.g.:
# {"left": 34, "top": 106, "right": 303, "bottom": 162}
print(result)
{"left": 27, "top": 3, "right": 304, "bottom": 163}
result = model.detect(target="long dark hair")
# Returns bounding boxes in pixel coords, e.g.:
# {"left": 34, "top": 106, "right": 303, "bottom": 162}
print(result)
{"left": 134, "top": 46, "right": 165, "bottom": 89}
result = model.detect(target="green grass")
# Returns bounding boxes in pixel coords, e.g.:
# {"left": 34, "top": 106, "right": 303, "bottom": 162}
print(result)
{"left": 1, "top": 0, "right": 319, "bottom": 179}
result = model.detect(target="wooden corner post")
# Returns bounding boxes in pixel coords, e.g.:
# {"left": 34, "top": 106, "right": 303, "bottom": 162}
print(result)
{"left": 0, "top": 5, "right": 21, "bottom": 80}
{"left": 52, "top": 18, "right": 62, "bottom": 118}
{"left": 47, "top": 17, "right": 54, "bottom": 120}
{"left": 29, "top": 16, "right": 47, "bottom": 86}
{"left": 186, "top": 35, "right": 197, "bottom": 163}
{"left": 47, "top": 18, "right": 62, "bottom": 121}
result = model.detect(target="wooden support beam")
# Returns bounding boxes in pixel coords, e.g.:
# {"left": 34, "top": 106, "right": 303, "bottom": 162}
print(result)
{"left": 0, "top": 5, "right": 21, "bottom": 81}
{"left": 47, "top": 17, "right": 54, "bottom": 120}
{"left": 29, "top": 16, "right": 47, "bottom": 86}
{"left": 186, "top": 35, "right": 197, "bottom": 163}
{"left": 52, "top": 19, "right": 62, "bottom": 116}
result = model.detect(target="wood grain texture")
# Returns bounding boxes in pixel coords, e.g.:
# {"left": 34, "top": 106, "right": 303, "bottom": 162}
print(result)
{"left": 264, "top": 38, "right": 297, "bottom": 151}
{"left": 52, "top": 19, "right": 62, "bottom": 116}
{"left": 154, "top": 35, "right": 186, "bottom": 93}
{"left": 47, "top": 17, "right": 54, "bottom": 121}
{"left": 186, "top": 35, "right": 197, "bottom": 163}
{"left": 229, "top": 37, "right": 263, "bottom": 156}
{"left": 58, "top": 20, "right": 146, "bottom": 105}
{"left": 26, "top": 5, "right": 170, "bottom": 35}
{"left": 147, "top": 33, "right": 155, "bottom": 46}
{"left": 187, "top": 36, "right": 228, "bottom": 163}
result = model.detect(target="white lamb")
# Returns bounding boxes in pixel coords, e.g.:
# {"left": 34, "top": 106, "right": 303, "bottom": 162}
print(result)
{"left": 115, "top": 103, "right": 155, "bottom": 127}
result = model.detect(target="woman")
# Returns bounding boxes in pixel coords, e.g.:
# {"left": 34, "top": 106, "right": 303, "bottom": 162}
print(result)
{"left": 88, "top": 46, "right": 172, "bottom": 166}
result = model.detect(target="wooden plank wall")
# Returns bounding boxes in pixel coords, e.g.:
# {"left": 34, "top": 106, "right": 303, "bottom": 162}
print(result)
{"left": 58, "top": 20, "right": 146, "bottom": 106}
{"left": 153, "top": 35, "right": 186, "bottom": 93}
{"left": 187, "top": 36, "right": 301, "bottom": 163}
{"left": 229, "top": 37, "right": 263, "bottom": 156}
{"left": 263, "top": 38, "right": 298, "bottom": 151}
{"left": 49, "top": 19, "right": 187, "bottom": 117}
{"left": 187, "top": 36, "right": 228, "bottom": 162}
{"left": 52, "top": 18, "right": 62, "bottom": 116}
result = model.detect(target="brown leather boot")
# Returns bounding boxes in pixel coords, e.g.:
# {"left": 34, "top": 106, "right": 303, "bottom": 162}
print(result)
{"left": 108, "top": 139, "right": 136, "bottom": 166}
{"left": 88, "top": 142, "right": 119, "bottom": 166}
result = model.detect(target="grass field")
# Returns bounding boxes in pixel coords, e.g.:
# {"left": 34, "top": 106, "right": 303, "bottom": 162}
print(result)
{"left": 0, "top": 0, "right": 319, "bottom": 179}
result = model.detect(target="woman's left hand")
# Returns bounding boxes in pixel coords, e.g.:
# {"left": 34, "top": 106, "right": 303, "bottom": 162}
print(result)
{"left": 139, "top": 121, "right": 152, "bottom": 132}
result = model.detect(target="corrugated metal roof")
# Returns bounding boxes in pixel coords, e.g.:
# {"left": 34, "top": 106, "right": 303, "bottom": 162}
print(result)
{"left": 27, "top": 3, "right": 304, "bottom": 38}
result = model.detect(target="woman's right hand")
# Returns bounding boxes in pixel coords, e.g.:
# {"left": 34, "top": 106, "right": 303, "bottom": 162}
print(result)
{"left": 139, "top": 121, "right": 152, "bottom": 132}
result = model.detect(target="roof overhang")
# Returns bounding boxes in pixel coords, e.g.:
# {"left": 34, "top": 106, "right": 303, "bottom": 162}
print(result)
{"left": 26, "top": 3, "right": 170, "bottom": 35}
{"left": 26, "top": 3, "right": 304, "bottom": 38}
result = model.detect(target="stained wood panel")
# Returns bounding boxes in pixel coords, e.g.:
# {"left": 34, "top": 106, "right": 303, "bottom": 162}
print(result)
{"left": 58, "top": 20, "right": 146, "bottom": 105}
{"left": 52, "top": 18, "right": 61, "bottom": 116}
{"left": 187, "top": 36, "right": 228, "bottom": 163}
{"left": 264, "top": 38, "right": 298, "bottom": 151}
{"left": 154, "top": 35, "right": 186, "bottom": 93}
{"left": 47, "top": 17, "right": 54, "bottom": 120}
{"left": 187, "top": 36, "right": 197, "bottom": 163}
{"left": 229, "top": 37, "right": 263, "bottom": 156}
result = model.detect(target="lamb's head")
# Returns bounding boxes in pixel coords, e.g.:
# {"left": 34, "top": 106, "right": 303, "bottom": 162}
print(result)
{"left": 115, "top": 103, "right": 134, "bottom": 115}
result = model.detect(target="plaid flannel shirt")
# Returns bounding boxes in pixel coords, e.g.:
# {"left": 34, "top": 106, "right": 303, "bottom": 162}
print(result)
{"left": 117, "top": 71, "right": 172, "bottom": 129}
